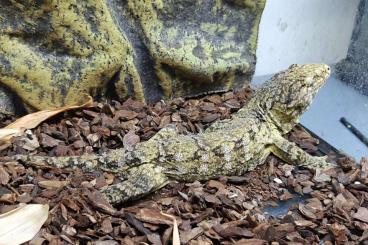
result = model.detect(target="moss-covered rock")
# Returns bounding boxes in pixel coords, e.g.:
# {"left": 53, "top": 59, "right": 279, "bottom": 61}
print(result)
{"left": 0, "top": 0, "right": 265, "bottom": 110}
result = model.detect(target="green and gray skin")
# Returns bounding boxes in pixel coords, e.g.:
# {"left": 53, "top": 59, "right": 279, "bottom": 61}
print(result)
{"left": 12, "top": 64, "right": 332, "bottom": 205}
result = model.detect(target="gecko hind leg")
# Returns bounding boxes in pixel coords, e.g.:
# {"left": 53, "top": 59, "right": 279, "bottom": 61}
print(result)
{"left": 100, "top": 164, "right": 169, "bottom": 205}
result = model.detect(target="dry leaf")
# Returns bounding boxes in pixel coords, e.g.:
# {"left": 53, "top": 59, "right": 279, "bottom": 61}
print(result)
{"left": 123, "top": 131, "right": 140, "bottom": 150}
{"left": 179, "top": 227, "right": 203, "bottom": 244}
{"left": 38, "top": 180, "right": 70, "bottom": 189}
{"left": 136, "top": 209, "right": 181, "bottom": 226}
{"left": 0, "top": 166, "right": 10, "bottom": 185}
{"left": 234, "top": 239, "right": 267, "bottom": 245}
{"left": 0, "top": 128, "right": 22, "bottom": 140}
{"left": 0, "top": 204, "right": 49, "bottom": 245}
{"left": 161, "top": 212, "right": 180, "bottom": 245}
{"left": 353, "top": 207, "right": 368, "bottom": 223}
{"left": 0, "top": 95, "right": 92, "bottom": 141}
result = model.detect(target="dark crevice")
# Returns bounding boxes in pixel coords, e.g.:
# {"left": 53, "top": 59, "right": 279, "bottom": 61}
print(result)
{"left": 106, "top": 0, "right": 164, "bottom": 104}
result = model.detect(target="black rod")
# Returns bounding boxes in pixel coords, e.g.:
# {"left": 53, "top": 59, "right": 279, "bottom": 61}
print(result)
{"left": 340, "top": 117, "right": 368, "bottom": 148}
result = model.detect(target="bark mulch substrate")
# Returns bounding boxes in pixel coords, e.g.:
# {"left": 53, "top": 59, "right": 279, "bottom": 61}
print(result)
{"left": 1, "top": 88, "right": 368, "bottom": 245}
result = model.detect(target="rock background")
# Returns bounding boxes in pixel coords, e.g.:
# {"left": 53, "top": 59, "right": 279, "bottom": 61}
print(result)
{"left": 0, "top": 86, "right": 16, "bottom": 114}
{"left": 336, "top": 0, "right": 368, "bottom": 95}
{"left": 0, "top": 0, "right": 265, "bottom": 112}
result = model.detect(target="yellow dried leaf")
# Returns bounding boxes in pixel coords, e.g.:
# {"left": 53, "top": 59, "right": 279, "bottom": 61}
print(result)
{"left": 161, "top": 212, "right": 180, "bottom": 245}
{"left": 0, "top": 95, "right": 92, "bottom": 142}
{"left": 0, "top": 204, "right": 49, "bottom": 245}
{"left": 0, "top": 128, "right": 22, "bottom": 140}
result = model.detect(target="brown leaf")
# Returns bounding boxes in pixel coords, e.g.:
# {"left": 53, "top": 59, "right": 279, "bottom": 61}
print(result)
{"left": 16, "top": 193, "right": 32, "bottom": 203}
{"left": 123, "top": 131, "right": 140, "bottom": 150}
{"left": 101, "top": 218, "right": 113, "bottom": 234}
{"left": 157, "top": 197, "right": 175, "bottom": 206}
{"left": 73, "top": 139, "right": 86, "bottom": 149}
{"left": 207, "top": 180, "right": 226, "bottom": 190}
{"left": 123, "top": 99, "right": 145, "bottom": 112}
{"left": 94, "top": 174, "right": 108, "bottom": 189}
{"left": 38, "top": 180, "right": 70, "bottom": 189}
{"left": 294, "top": 219, "right": 317, "bottom": 228}
{"left": 135, "top": 208, "right": 181, "bottom": 226}
{"left": 62, "top": 198, "right": 80, "bottom": 212}
{"left": 114, "top": 110, "right": 138, "bottom": 120}
{"left": 313, "top": 168, "right": 331, "bottom": 182}
{"left": 180, "top": 227, "right": 204, "bottom": 244}
{"left": 222, "top": 92, "right": 234, "bottom": 100}
{"left": 95, "top": 241, "right": 119, "bottom": 245}
{"left": 87, "top": 191, "right": 116, "bottom": 215}
{"left": 62, "top": 225, "right": 77, "bottom": 236}
{"left": 234, "top": 239, "right": 267, "bottom": 245}
{"left": 214, "top": 226, "right": 254, "bottom": 238}
{"left": 1, "top": 95, "right": 92, "bottom": 141}
{"left": 20, "top": 131, "right": 40, "bottom": 151}
{"left": 39, "top": 133, "right": 62, "bottom": 148}
{"left": 120, "top": 119, "right": 139, "bottom": 131}
{"left": 360, "top": 157, "right": 368, "bottom": 182}
{"left": 201, "top": 113, "right": 219, "bottom": 123}
{"left": 298, "top": 203, "right": 317, "bottom": 220}
{"left": 159, "top": 116, "right": 171, "bottom": 129}
{"left": 125, "top": 213, "right": 162, "bottom": 245}
{"left": 224, "top": 99, "right": 241, "bottom": 109}
{"left": 200, "top": 102, "right": 216, "bottom": 112}
{"left": 0, "top": 166, "right": 10, "bottom": 185}
{"left": 205, "top": 94, "right": 222, "bottom": 104}
{"left": 82, "top": 109, "right": 99, "bottom": 118}
{"left": 299, "top": 198, "right": 324, "bottom": 219}
{"left": 279, "top": 189, "right": 294, "bottom": 201}
{"left": 330, "top": 223, "right": 348, "bottom": 244}
{"left": 60, "top": 203, "right": 68, "bottom": 221}
{"left": 353, "top": 207, "right": 368, "bottom": 223}
{"left": 87, "top": 133, "right": 100, "bottom": 145}
{"left": 272, "top": 223, "right": 295, "bottom": 240}
{"left": 171, "top": 112, "right": 182, "bottom": 122}
{"left": 0, "top": 193, "right": 16, "bottom": 203}
{"left": 203, "top": 194, "right": 221, "bottom": 205}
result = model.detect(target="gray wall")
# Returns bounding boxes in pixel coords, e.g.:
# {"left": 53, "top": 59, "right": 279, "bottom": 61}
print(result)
{"left": 255, "top": 0, "right": 360, "bottom": 76}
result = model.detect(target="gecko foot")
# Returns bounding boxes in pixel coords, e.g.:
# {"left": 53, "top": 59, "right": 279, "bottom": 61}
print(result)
{"left": 301, "top": 156, "right": 336, "bottom": 170}
{"left": 100, "top": 164, "right": 169, "bottom": 205}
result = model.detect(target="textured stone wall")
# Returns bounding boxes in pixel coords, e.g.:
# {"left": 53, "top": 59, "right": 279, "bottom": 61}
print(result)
{"left": 0, "top": 0, "right": 265, "bottom": 111}
{"left": 336, "top": 0, "right": 368, "bottom": 95}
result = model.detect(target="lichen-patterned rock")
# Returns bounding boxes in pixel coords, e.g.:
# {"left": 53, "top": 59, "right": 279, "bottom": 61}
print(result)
{"left": 0, "top": 0, "right": 265, "bottom": 110}
{"left": 0, "top": 86, "right": 17, "bottom": 114}
{"left": 336, "top": 0, "right": 368, "bottom": 95}
{"left": 124, "top": 0, "right": 265, "bottom": 98}
{"left": 0, "top": 0, "right": 138, "bottom": 110}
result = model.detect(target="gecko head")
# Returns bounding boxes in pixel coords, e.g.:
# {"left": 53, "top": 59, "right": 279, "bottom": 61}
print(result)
{"left": 259, "top": 64, "right": 330, "bottom": 131}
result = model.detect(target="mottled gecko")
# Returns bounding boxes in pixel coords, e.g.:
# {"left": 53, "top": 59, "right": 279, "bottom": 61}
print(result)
{"left": 11, "top": 64, "right": 332, "bottom": 205}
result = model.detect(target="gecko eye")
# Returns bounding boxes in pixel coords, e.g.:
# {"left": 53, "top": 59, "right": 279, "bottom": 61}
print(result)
{"left": 304, "top": 77, "right": 314, "bottom": 85}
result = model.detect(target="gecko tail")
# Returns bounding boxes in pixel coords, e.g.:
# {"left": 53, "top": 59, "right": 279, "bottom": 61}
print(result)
{"left": 3, "top": 153, "right": 100, "bottom": 171}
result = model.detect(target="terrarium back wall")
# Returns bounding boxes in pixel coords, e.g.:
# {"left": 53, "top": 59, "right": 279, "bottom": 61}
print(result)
{"left": 254, "top": 0, "right": 360, "bottom": 76}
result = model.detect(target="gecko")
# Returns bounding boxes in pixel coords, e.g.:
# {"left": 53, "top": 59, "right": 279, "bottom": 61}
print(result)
{"left": 10, "top": 64, "right": 332, "bottom": 205}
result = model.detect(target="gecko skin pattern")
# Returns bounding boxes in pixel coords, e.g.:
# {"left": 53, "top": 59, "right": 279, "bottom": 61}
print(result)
{"left": 11, "top": 64, "right": 332, "bottom": 205}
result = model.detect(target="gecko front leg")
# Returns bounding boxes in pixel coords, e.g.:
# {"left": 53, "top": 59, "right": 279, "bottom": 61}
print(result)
{"left": 269, "top": 134, "right": 335, "bottom": 169}
{"left": 101, "top": 164, "right": 169, "bottom": 205}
